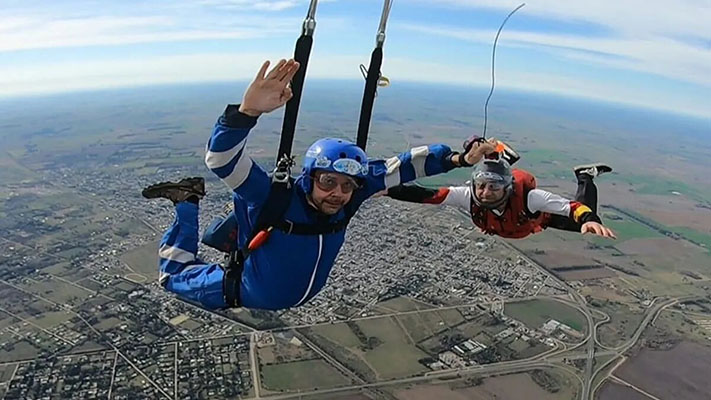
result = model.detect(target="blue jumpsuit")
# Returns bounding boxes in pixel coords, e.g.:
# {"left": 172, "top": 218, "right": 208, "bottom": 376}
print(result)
{"left": 158, "top": 105, "right": 460, "bottom": 310}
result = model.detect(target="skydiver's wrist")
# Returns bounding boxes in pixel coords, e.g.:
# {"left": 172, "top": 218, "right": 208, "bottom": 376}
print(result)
{"left": 450, "top": 152, "right": 473, "bottom": 168}
{"left": 238, "top": 104, "right": 262, "bottom": 117}
{"left": 449, "top": 153, "right": 460, "bottom": 167}
{"left": 221, "top": 104, "right": 259, "bottom": 128}
{"left": 580, "top": 212, "right": 602, "bottom": 224}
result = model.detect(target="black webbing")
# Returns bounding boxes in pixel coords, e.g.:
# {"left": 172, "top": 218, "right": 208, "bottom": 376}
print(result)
{"left": 276, "top": 35, "right": 314, "bottom": 163}
{"left": 356, "top": 46, "right": 383, "bottom": 150}
{"left": 276, "top": 0, "right": 318, "bottom": 163}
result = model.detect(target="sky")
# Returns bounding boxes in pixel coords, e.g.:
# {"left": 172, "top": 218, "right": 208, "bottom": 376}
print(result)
{"left": 1, "top": 0, "right": 710, "bottom": 119}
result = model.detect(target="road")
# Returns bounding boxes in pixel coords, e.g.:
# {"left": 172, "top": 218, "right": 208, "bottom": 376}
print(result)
{"left": 503, "top": 241, "right": 599, "bottom": 400}
{"left": 249, "top": 334, "right": 262, "bottom": 399}
{"left": 588, "top": 296, "right": 690, "bottom": 398}
{"left": 261, "top": 359, "right": 583, "bottom": 400}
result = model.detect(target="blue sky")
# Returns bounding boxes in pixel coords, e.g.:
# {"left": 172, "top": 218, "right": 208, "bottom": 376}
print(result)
{"left": 1, "top": 0, "right": 710, "bottom": 118}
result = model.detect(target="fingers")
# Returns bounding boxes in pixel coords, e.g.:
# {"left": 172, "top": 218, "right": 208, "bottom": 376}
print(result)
{"left": 281, "top": 60, "right": 300, "bottom": 83}
{"left": 473, "top": 141, "right": 496, "bottom": 156}
{"left": 581, "top": 223, "right": 617, "bottom": 239}
{"left": 281, "top": 86, "right": 294, "bottom": 103}
{"left": 603, "top": 226, "right": 617, "bottom": 239}
{"left": 275, "top": 58, "right": 299, "bottom": 82}
{"left": 265, "top": 59, "right": 287, "bottom": 80}
{"left": 479, "top": 142, "right": 496, "bottom": 152}
{"left": 256, "top": 60, "right": 270, "bottom": 81}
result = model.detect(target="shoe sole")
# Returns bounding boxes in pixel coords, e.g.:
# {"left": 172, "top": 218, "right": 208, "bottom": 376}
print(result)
{"left": 142, "top": 179, "right": 205, "bottom": 199}
{"left": 573, "top": 164, "right": 613, "bottom": 175}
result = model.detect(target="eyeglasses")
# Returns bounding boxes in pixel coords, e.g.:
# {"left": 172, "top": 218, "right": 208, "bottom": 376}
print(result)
{"left": 474, "top": 179, "right": 505, "bottom": 192}
{"left": 313, "top": 173, "right": 360, "bottom": 193}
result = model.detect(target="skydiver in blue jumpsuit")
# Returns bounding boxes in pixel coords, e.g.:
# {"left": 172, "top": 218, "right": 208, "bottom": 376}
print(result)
{"left": 142, "top": 59, "right": 496, "bottom": 311}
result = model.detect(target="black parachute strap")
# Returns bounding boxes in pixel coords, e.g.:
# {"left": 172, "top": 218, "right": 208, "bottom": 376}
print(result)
{"left": 249, "top": 156, "right": 296, "bottom": 239}
{"left": 223, "top": 250, "right": 243, "bottom": 307}
{"left": 272, "top": 217, "right": 351, "bottom": 236}
{"left": 276, "top": 0, "right": 319, "bottom": 162}
{"left": 356, "top": 0, "right": 393, "bottom": 151}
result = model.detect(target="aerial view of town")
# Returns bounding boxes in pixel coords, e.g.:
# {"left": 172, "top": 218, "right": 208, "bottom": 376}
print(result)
{"left": 1, "top": 79, "right": 710, "bottom": 400}
{"left": 1, "top": 1, "right": 711, "bottom": 398}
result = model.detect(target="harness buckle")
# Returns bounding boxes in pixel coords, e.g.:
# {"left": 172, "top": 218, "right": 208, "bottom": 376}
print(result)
{"left": 272, "top": 155, "right": 296, "bottom": 184}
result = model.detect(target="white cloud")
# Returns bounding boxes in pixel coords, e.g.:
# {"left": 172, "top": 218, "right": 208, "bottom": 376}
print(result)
{"left": 0, "top": 13, "right": 300, "bottom": 52}
{"left": 400, "top": 1, "right": 711, "bottom": 88}
{"left": 418, "top": 0, "right": 711, "bottom": 39}
{"left": 397, "top": 23, "right": 711, "bottom": 87}
{"left": 197, "top": 0, "right": 302, "bottom": 12}
{"left": 1, "top": 52, "right": 707, "bottom": 118}
{"left": 0, "top": 0, "right": 311, "bottom": 53}
{"left": 0, "top": 0, "right": 707, "bottom": 118}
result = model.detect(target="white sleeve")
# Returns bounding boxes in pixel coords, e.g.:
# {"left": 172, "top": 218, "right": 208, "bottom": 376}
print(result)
{"left": 526, "top": 189, "right": 572, "bottom": 217}
{"left": 442, "top": 186, "right": 472, "bottom": 211}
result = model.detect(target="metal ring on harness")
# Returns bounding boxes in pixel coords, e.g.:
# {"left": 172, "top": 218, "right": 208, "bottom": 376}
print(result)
{"left": 273, "top": 155, "right": 296, "bottom": 184}
{"left": 284, "top": 220, "right": 295, "bottom": 234}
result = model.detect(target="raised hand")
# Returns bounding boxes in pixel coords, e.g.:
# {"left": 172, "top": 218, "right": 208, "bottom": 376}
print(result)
{"left": 239, "top": 59, "right": 301, "bottom": 117}
{"left": 463, "top": 138, "right": 497, "bottom": 166}
{"left": 581, "top": 221, "right": 617, "bottom": 239}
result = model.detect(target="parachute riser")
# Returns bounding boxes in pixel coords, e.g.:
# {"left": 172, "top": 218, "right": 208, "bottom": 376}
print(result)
{"left": 302, "top": 0, "right": 318, "bottom": 36}
{"left": 356, "top": 0, "right": 394, "bottom": 151}
{"left": 375, "top": 0, "right": 393, "bottom": 48}
{"left": 276, "top": 0, "right": 319, "bottom": 163}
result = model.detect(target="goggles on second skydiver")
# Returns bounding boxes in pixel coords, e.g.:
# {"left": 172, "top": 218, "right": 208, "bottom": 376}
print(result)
{"left": 312, "top": 172, "right": 361, "bottom": 193}
{"left": 473, "top": 171, "right": 507, "bottom": 191}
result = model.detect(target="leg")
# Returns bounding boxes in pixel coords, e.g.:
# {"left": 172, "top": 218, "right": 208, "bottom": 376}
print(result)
{"left": 575, "top": 174, "right": 598, "bottom": 213}
{"left": 573, "top": 163, "right": 612, "bottom": 213}
{"left": 549, "top": 166, "right": 608, "bottom": 233}
{"left": 158, "top": 201, "right": 228, "bottom": 310}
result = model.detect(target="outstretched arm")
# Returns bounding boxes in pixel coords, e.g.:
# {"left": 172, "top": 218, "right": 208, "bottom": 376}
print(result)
{"left": 363, "top": 140, "right": 495, "bottom": 197}
{"left": 527, "top": 189, "right": 616, "bottom": 239}
{"left": 387, "top": 184, "right": 471, "bottom": 211}
{"left": 205, "top": 59, "right": 300, "bottom": 205}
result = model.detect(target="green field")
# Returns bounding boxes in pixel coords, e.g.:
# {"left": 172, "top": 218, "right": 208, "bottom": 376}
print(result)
{"left": 40, "top": 262, "right": 74, "bottom": 277}
{"left": 438, "top": 308, "right": 466, "bottom": 327}
{"left": 0, "top": 337, "right": 40, "bottom": 361}
{"left": 18, "top": 277, "right": 93, "bottom": 306}
{"left": 356, "top": 317, "right": 430, "bottom": 379}
{"left": 376, "top": 296, "right": 433, "bottom": 313}
{"left": 396, "top": 313, "right": 438, "bottom": 343}
{"left": 261, "top": 359, "right": 349, "bottom": 391}
{"left": 120, "top": 242, "right": 160, "bottom": 278}
{"left": 312, "top": 324, "right": 362, "bottom": 348}
{"left": 312, "top": 316, "right": 430, "bottom": 380}
{"left": 613, "top": 173, "right": 710, "bottom": 202}
{"left": 592, "top": 302, "right": 645, "bottom": 348}
{"left": 28, "top": 310, "right": 73, "bottom": 329}
{"left": 601, "top": 207, "right": 711, "bottom": 251}
{"left": 505, "top": 299, "right": 587, "bottom": 332}
{"left": 600, "top": 214, "right": 664, "bottom": 242}
{"left": 0, "top": 364, "right": 17, "bottom": 383}
{"left": 669, "top": 226, "right": 711, "bottom": 249}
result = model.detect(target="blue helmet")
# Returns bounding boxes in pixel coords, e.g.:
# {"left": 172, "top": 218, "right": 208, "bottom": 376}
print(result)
{"left": 300, "top": 138, "right": 369, "bottom": 192}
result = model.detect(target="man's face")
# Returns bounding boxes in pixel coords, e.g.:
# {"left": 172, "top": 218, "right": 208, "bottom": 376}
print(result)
{"left": 309, "top": 171, "right": 359, "bottom": 214}
{"left": 474, "top": 180, "right": 506, "bottom": 206}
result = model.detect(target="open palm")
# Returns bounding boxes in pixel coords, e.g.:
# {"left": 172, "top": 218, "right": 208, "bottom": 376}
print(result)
{"left": 240, "top": 59, "right": 301, "bottom": 117}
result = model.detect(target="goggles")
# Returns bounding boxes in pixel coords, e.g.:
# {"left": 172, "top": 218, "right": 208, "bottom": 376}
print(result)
{"left": 473, "top": 179, "right": 506, "bottom": 192}
{"left": 313, "top": 173, "right": 360, "bottom": 193}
